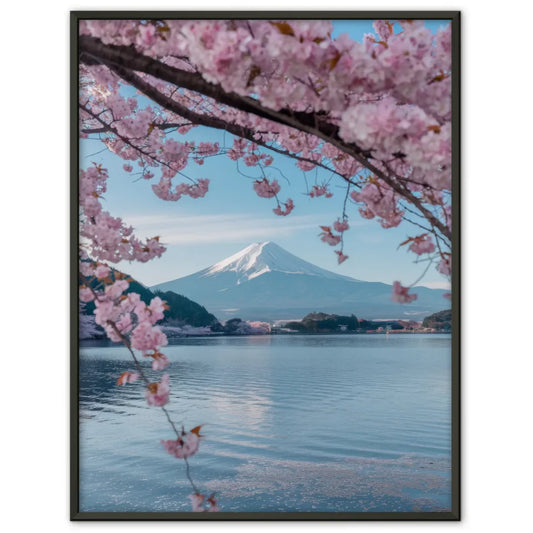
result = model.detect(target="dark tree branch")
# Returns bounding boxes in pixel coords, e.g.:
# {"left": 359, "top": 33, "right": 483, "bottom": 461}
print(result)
{"left": 79, "top": 35, "right": 450, "bottom": 241}
{"left": 98, "top": 64, "right": 359, "bottom": 187}
{"left": 82, "top": 122, "right": 191, "bottom": 135}
{"left": 80, "top": 103, "right": 177, "bottom": 174}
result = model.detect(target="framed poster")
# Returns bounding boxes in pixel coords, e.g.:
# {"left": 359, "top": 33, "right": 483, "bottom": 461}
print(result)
{"left": 71, "top": 11, "right": 460, "bottom": 520}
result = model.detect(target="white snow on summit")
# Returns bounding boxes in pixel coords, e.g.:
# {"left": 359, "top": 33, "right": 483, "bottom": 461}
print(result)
{"left": 205, "top": 242, "right": 271, "bottom": 276}
{"left": 201, "top": 242, "right": 356, "bottom": 283}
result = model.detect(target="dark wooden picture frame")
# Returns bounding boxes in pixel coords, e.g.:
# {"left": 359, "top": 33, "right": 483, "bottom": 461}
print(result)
{"left": 71, "top": 10, "right": 460, "bottom": 520}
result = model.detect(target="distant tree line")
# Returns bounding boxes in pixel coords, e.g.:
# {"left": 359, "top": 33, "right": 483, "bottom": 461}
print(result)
{"left": 282, "top": 312, "right": 408, "bottom": 333}
{"left": 421, "top": 309, "right": 452, "bottom": 330}
{"left": 80, "top": 264, "right": 220, "bottom": 336}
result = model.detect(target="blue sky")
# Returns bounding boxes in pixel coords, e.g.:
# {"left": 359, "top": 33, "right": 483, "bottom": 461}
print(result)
{"left": 80, "top": 18, "right": 451, "bottom": 290}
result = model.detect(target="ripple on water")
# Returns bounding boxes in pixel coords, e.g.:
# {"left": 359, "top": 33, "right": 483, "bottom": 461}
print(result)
{"left": 79, "top": 334, "right": 452, "bottom": 513}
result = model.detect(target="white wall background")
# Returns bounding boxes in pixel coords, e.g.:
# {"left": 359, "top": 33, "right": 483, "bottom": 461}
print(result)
{"left": 2, "top": 1, "right": 531, "bottom": 531}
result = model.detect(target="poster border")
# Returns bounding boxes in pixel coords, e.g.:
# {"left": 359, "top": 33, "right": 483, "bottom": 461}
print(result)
{"left": 70, "top": 10, "right": 461, "bottom": 521}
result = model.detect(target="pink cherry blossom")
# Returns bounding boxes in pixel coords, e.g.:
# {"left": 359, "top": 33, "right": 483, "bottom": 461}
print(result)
{"left": 392, "top": 281, "right": 418, "bottom": 304}
{"left": 373, "top": 20, "right": 394, "bottom": 41}
{"left": 115, "top": 313, "right": 133, "bottom": 335}
{"left": 351, "top": 183, "right": 404, "bottom": 229}
{"left": 161, "top": 431, "right": 200, "bottom": 459}
{"left": 335, "top": 250, "right": 349, "bottom": 264}
{"left": 189, "top": 493, "right": 205, "bottom": 512}
{"left": 131, "top": 321, "right": 168, "bottom": 353}
{"left": 148, "top": 296, "right": 167, "bottom": 323}
{"left": 309, "top": 184, "right": 332, "bottom": 198}
{"left": 227, "top": 137, "right": 247, "bottom": 160}
{"left": 438, "top": 254, "right": 452, "bottom": 276}
{"left": 94, "top": 264, "right": 110, "bottom": 279}
{"left": 80, "top": 165, "right": 166, "bottom": 264}
{"left": 319, "top": 226, "right": 341, "bottom": 246}
{"left": 147, "top": 351, "right": 170, "bottom": 371}
{"left": 137, "top": 23, "right": 157, "bottom": 47}
{"left": 273, "top": 198, "right": 294, "bottom": 216}
{"left": 407, "top": 234, "right": 436, "bottom": 255}
{"left": 187, "top": 178, "right": 210, "bottom": 199}
{"left": 93, "top": 299, "right": 120, "bottom": 326}
{"left": 253, "top": 177, "right": 280, "bottom": 198}
{"left": 79, "top": 261, "right": 95, "bottom": 277}
{"left": 333, "top": 219, "right": 350, "bottom": 233}
{"left": 104, "top": 279, "right": 129, "bottom": 300}
{"left": 145, "top": 374, "right": 170, "bottom": 406}
{"left": 79, "top": 286, "right": 94, "bottom": 302}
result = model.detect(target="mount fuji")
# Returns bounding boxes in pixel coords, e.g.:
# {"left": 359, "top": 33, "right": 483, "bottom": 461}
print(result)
{"left": 151, "top": 242, "right": 449, "bottom": 321}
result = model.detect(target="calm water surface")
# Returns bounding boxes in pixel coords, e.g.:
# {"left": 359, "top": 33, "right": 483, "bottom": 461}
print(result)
{"left": 79, "top": 334, "right": 451, "bottom": 513}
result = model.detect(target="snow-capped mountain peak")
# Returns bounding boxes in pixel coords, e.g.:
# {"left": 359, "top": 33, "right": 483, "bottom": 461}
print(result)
{"left": 205, "top": 242, "right": 271, "bottom": 276}
{"left": 202, "top": 242, "right": 353, "bottom": 282}
{"left": 150, "top": 242, "right": 447, "bottom": 321}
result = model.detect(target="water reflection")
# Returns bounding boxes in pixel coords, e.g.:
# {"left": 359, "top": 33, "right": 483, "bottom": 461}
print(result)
{"left": 79, "top": 334, "right": 451, "bottom": 513}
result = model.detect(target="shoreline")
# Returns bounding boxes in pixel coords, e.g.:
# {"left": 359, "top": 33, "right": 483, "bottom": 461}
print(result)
{"left": 80, "top": 330, "right": 451, "bottom": 346}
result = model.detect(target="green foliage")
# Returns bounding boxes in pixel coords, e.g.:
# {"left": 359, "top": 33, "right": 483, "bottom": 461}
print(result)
{"left": 422, "top": 309, "right": 452, "bottom": 330}
{"left": 154, "top": 290, "right": 220, "bottom": 327}
{"left": 80, "top": 263, "right": 220, "bottom": 328}
{"left": 284, "top": 312, "right": 359, "bottom": 332}
{"left": 222, "top": 318, "right": 244, "bottom": 334}
{"left": 282, "top": 312, "right": 411, "bottom": 333}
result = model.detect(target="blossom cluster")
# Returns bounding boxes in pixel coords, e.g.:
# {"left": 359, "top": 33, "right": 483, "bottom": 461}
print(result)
{"left": 161, "top": 428, "right": 201, "bottom": 459}
{"left": 350, "top": 182, "right": 404, "bottom": 229}
{"left": 253, "top": 177, "right": 280, "bottom": 198}
{"left": 319, "top": 226, "right": 341, "bottom": 246}
{"left": 79, "top": 160, "right": 213, "bottom": 509}
{"left": 77, "top": 18, "right": 455, "bottom": 511}
{"left": 333, "top": 218, "right": 349, "bottom": 233}
{"left": 335, "top": 250, "right": 349, "bottom": 264}
{"left": 309, "top": 184, "right": 333, "bottom": 199}
{"left": 80, "top": 164, "right": 166, "bottom": 264}
{"left": 392, "top": 281, "right": 418, "bottom": 304}
{"left": 319, "top": 218, "right": 350, "bottom": 264}
{"left": 400, "top": 233, "right": 436, "bottom": 255}
{"left": 152, "top": 177, "right": 210, "bottom": 202}
{"left": 273, "top": 198, "right": 294, "bottom": 216}
{"left": 80, "top": 19, "right": 450, "bottom": 186}
{"left": 438, "top": 253, "right": 452, "bottom": 276}
{"left": 146, "top": 374, "right": 171, "bottom": 406}
{"left": 79, "top": 19, "right": 452, "bottom": 268}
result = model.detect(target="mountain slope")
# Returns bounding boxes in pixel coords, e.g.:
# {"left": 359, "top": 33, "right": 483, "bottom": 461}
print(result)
{"left": 80, "top": 264, "right": 220, "bottom": 328}
{"left": 151, "top": 242, "right": 449, "bottom": 321}
{"left": 422, "top": 309, "right": 452, "bottom": 330}
{"left": 201, "top": 241, "right": 358, "bottom": 283}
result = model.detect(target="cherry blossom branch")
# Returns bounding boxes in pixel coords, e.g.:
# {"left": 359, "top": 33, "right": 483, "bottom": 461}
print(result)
{"left": 79, "top": 20, "right": 452, "bottom": 309}
{"left": 81, "top": 278, "right": 181, "bottom": 431}
{"left": 399, "top": 200, "right": 451, "bottom": 252}
{"left": 79, "top": 36, "right": 451, "bottom": 241}
{"left": 337, "top": 183, "right": 351, "bottom": 257}
{"left": 398, "top": 214, "right": 435, "bottom": 235}
{"left": 79, "top": 272, "right": 205, "bottom": 500}
{"left": 92, "top": 63, "right": 357, "bottom": 186}
{"left": 82, "top": 122, "right": 192, "bottom": 135}
{"left": 408, "top": 257, "right": 436, "bottom": 289}
{"left": 79, "top": 103, "right": 197, "bottom": 184}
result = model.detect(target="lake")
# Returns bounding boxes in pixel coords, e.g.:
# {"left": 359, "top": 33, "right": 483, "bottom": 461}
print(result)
{"left": 78, "top": 333, "right": 452, "bottom": 513}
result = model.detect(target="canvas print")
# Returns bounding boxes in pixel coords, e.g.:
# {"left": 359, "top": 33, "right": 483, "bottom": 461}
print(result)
{"left": 74, "top": 12, "right": 458, "bottom": 518}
